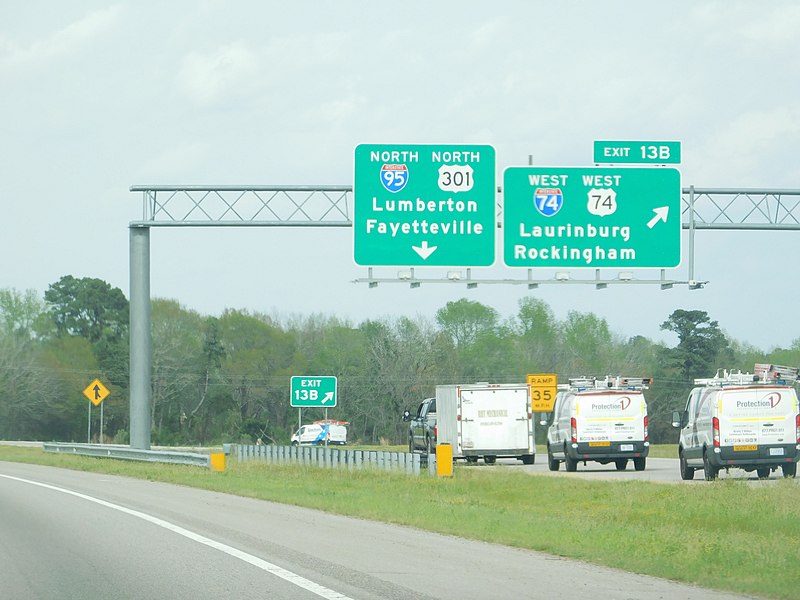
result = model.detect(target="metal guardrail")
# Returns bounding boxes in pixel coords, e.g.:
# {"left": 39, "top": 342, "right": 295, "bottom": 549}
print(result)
{"left": 40, "top": 442, "right": 431, "bottom": 475}
{"left": 234, "top": 444, "right": 424, "bottom": 476}
{"left": 42, "top": 443, "right": 211, "bottom": 468}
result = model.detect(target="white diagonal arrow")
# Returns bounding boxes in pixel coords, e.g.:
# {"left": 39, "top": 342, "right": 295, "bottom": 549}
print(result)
{"left": 647, "top": 206, "right": 669, "bottom": 228}
{"left": 321, "top": 392, "right": 334, "bottom": 404}
{"left": 412, "top": 240, "right": 438, "bottom": 260}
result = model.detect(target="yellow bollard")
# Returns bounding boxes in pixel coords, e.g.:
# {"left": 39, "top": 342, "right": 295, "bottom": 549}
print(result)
{"left": 210, "top": 452, "right": 226, "bottom": 472}
{"left": 435, "top": 443, "right": 453, "bottom": 477}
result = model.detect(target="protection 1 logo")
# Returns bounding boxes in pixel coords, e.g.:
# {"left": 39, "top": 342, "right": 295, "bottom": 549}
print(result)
{"left": 533, "top": 187, "right": 563, "bottom": 217}
{"left": 380, "top": 164, "right": 408, "bottom": 193}
{"left": 763, "top": 392, "right": 781, "bottom": 408}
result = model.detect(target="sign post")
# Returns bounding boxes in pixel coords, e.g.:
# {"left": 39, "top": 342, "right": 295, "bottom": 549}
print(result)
{"left": 291, "top": 376, "right": 338, "bottom": 448}
{"left": 83, "top": 378, "right": 110, "bottom": 443}
{"left": 290, "top": 376, "right": 338, "bottom": 407}
{"left": 503, "top": 166, "right": 681, "bottom": 269}
{"left": 354, "top": 144, "right": 496, "bottom": 266}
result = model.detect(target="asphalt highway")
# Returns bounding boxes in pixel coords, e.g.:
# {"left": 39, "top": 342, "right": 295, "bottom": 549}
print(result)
{"left": 498, "top": 455, "right": 799, "bottom": 484}
{"left": 0, "top": 460, "right": 759, "bottom": 600}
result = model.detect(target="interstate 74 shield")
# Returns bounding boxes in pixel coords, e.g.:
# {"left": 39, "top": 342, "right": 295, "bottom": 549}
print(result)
{"left": 534, "top": 188, "right": 563, "bottom": 217}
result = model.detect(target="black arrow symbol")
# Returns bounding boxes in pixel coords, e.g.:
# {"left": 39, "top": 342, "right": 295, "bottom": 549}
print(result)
{"left": 93, "top": 385, "right": 101, "bottom": 400}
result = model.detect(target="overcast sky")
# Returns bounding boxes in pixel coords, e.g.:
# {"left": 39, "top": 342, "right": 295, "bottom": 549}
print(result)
{"left": 2, "top": 1, "right": 800, "bottom": 352}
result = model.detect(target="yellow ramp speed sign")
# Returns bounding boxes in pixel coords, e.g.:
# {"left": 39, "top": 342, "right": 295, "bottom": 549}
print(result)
{"left": 527, "top": 373, "right": 557, "bottom": 412}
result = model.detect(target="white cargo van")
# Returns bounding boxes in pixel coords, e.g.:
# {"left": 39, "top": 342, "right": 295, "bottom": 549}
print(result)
{"left": 291, "top": 420, "right": 348, "bottom": 446}
{"left": 546, "top": 377, "right": 650, "bottom": 472}
{"left": 672, "top": 364, "right": 799, "bottom": 480}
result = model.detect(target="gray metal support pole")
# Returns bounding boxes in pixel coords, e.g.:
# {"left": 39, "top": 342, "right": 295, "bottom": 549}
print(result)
{"left": 129, "top": 226, "right": 152, "bottom": 450}
{"left": 688, "top": 185, "right": 696, "bottom": 282}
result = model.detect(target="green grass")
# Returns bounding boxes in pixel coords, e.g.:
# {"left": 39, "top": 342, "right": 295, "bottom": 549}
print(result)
{"left": 2, "top": 445, "right": 796, "bottom": 599}
{"left": 647, "top": 444, "right": 678, "bottom": 458}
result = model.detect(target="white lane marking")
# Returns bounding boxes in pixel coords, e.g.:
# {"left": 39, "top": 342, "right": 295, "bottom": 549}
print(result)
{"left": 0, "top": 474, "right": 353, "bottom": 600}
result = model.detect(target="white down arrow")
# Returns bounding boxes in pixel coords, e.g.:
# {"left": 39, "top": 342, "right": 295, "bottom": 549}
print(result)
{"left": 412, "top": 241, "right": 438, "bottom": 260}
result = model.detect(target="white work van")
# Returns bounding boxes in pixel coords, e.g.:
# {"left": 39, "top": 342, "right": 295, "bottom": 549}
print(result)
{"left": 434, "top": 383, "right": 535, "bottom": 464}
{"left": 546, "top": 377, "right": 650, "bottom": 472}
{"left": 672, "top": 364, "right": 799, "bottom": 480}
{"left": 291, "top": 420, "right": 348, "bottom": 446}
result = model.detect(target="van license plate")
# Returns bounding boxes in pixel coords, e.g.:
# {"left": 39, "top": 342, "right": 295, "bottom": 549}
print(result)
{"left": 733, "top": 445, "right": 757, "bottom": 451}
{"left": 589, "top": 442, "right": 610, "bottom": 447}
{"left": 620, "top": 444, "right": 634, "bottom": 451}
{"left": 770, "top": 448, "right": 784, "bottom": 456}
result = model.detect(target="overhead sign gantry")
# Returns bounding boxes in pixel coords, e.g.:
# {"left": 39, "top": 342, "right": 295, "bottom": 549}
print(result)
{"left": 129, "top": 171, "right": 800, "bottom": 450}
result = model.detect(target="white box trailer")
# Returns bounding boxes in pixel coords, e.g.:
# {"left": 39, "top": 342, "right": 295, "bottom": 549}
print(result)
{"left": 435, "top": 383, "right": 535, "bottom": 464}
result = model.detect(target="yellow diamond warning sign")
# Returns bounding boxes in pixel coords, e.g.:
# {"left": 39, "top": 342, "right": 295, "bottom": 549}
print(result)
{"left": 83, "top": 378, "right": 110, "bottom": 406}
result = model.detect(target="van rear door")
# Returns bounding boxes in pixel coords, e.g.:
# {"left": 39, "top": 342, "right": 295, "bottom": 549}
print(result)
{"left": 460, "top": 386, "right": 530, "bottom": 451}
{"left": 757, "top": 387, "right": 797, "bottom": 451}
{"left": 719, "top": 386, "right": 797, "bottom": 450}
{"left": 576, "top": 392, "right": 646, "bottom": 446}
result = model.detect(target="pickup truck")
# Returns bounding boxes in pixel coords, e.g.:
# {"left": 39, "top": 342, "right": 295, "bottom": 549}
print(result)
{"left": 402, "top": 397, "right": 437, "bottom": 454}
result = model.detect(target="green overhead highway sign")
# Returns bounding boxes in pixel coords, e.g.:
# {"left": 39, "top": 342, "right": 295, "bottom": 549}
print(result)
{"left": 290, "top": 376, "right": 338, "bottom": 408}
{"left": 503, "top": 166, "right": 681, "bottom": 268}
{"left": 353, "top": 143, "right": 496, "bottom": 266}
{"left": 594, "top": 140, "right": 681, "bottom": 164}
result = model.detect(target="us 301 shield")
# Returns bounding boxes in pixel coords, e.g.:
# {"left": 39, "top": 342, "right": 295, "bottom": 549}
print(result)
{"left": 438, "top": 164, "right": 474, "bottom": 193}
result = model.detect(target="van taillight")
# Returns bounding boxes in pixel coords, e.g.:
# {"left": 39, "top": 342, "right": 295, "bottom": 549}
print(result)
{"left": 712, "top": 417, "right": 720, "bottom": 447}
{"left": 433, "top": 426, "right": 438, "bottom": 439}
{"left": 796, "top": 414, "right": 800, "bottom": 444}
{"left": 643, "top": 415, "right": 649, "bottom": 442}
{"left": 570, "top": 417, "right": 577, "bottom": 443}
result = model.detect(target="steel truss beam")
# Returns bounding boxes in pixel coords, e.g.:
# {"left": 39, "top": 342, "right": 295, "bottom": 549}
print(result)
{"left": 131, "top": 185, "right": 800, "bottom": 229}
{"left": 127, "top": 184, "right": 799, "bottom": 448}
{"left": 129, "top": 185, "right": 800, "bottom": 289}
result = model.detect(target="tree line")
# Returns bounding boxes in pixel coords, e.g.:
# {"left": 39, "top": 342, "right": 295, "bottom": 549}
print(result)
{"left": 1, "top": 275, "right": 797, "bottom": 446}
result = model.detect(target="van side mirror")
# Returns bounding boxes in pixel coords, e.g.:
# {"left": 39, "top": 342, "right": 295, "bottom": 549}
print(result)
{"left": 401, "top": 410, "right": 411, "bottom": 422}
{"left": 671, "top": 410, "right": 682, "bottom": 428}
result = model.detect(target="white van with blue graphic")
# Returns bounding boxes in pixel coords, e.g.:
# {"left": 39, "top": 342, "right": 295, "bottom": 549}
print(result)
{"left": 291, "top": 420, "right": 348, "bottom": 446}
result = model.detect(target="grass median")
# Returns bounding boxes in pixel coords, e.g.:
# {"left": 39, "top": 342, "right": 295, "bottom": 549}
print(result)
{"left": 1, "top": 445, "right": 796, "bottom": 599}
